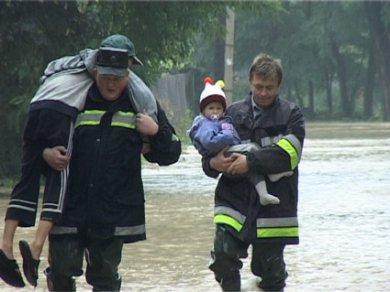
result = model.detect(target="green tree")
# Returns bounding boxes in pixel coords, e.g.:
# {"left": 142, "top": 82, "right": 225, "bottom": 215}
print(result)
{"left": 232, "top": 1, "right": 388, "bottom": 120}
{"left": 0, "top": 0, "right": 228, "bottom": 179}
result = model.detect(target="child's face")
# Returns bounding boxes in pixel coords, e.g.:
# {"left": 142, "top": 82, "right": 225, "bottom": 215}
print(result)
{"left": 202, "top": 102, "right": 224, "bottom": 119}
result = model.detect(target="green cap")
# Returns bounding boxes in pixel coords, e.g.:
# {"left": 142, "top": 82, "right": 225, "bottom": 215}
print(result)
{"left": 100, "top": 34, "right": 143, "bottom": 65}
{"left": 96, "top": 48, "right": 129, "bottom": 77}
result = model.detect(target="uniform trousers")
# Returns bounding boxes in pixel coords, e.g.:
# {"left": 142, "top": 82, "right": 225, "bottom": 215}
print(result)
{"left": 46, "top": 233, "right": 123, "bottom": 291}
{"left": 209, "top": 224, "right": 288, "bottom": 292}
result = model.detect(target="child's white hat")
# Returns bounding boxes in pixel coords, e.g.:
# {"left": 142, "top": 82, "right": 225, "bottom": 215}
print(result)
{"left": 199, "top": 77, "right": 226, "bottom": 112}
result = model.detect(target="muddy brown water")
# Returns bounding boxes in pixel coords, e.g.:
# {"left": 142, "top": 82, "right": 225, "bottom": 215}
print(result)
{"left": 1, "top": 122, "right": 389, "bottom": 291}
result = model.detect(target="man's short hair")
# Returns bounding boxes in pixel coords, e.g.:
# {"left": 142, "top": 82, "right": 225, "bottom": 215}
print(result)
{"left": 249, "top": 54, "right": 283, "bottom": 85}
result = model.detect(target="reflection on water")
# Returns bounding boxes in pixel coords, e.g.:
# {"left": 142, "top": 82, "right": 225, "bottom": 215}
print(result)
{"left": 0, "top": 122, "right": 389, "bottom": 291}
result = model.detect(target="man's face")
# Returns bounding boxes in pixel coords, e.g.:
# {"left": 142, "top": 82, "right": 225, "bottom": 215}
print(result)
{"left": 250, "top": 74, "right": 280, "bottom": 108}
{"left": 96, "top": 73, "right": 129, "bottom": 101}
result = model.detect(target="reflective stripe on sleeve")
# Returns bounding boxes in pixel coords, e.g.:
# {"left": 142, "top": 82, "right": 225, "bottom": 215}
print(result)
{"left": 276, "top": 134, "right": 302, "bottom": 169}
{"left": 214, "top": 214, "right": 243, "bottom": 232}
{"left": 261, "top": 134, "right": 283, "bottom": 147}
{"left": 213, "top": 206, "right": 246, "bottom": 232}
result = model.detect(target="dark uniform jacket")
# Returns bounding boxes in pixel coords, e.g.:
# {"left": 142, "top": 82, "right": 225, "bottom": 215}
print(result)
{"left": 203, "top": 94, "right": 305, "bottom": 244}
{"left": 51, "top": 83, "right": 181, "bottom": 243}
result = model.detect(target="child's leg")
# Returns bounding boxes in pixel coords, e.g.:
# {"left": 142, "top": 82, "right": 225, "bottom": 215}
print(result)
{"left": 1, "top": 140, "right": 44, "bottom": 258}
{"left": 0, "top": 219, "right": 25, "bottom": 288}
{"left": 18, "top": 164, "right": 65, "bottom": 287}
{"left": 20, "top": 115, "right": 73, "bottom": 287}
{"left": 247, "top": 173, "right": 280, "bottom": 206}
{"left": 228, "top": 143, "right": 293, "bottom": 183}
{"left": 29, "top": 115, "right": 73, "bottom": 260}
{"left": 29, "top": 220, "right": 53, "bottom": 260}
{"left": 225, "top": 143, "right": 280, "bottom": 205}
{"left": 17, "top": 219, "right": 52, "bottom": 287}
{"left": 30, "top": 162, "right": 69, "bottom": 261}
{"left": 268, "top": 171, "right": 293, "bottom": 182}
{"left": 1, "top": 219, "right": 19, "bottom": 259}
{"left": 225, "top": 143, "right": 260, "bottom": 156}
{"left": 18, "top": 112, "right": 73, "bottom": 264}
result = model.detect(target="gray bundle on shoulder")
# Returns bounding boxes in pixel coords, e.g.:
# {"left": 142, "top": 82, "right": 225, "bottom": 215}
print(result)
{"left": 36, "top": 49, "right": 157, "bottom": 121}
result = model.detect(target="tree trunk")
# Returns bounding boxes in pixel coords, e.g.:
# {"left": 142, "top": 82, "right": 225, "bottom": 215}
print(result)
{"left": 224, "top": 7, "right": 235, "bottom": 105}
{"left": 366, "top": 1, "right": 390, "bottom": 120}
{"left": 308, "top": 80, "right": 314, "bottom": 115}
{"left": 363, "top": 45, "right": 375, "bottom": 118}
{"left": 330, "top": 36, "right": 352, "bottom": 117}
{"left": 294, "top": 81, "right": 304, "bottom": 107}
{"left": 214, "top": 15, "right": 226, "bottom": 81}
{"left": 325, "top": 71, "right": 333, "bottom": 114}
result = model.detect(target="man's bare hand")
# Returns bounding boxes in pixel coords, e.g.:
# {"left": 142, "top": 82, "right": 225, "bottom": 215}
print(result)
{"left": 209, "top": 148, "right": 235, "bottom": 173}
{"left": 42, "top": 146, "right": 69, "bottom": 171}
{"left": 136, "top": 112, "right": 159, "bottom": 136}
{"left": 227, "top": 153, "right": 249, "bottom": 175}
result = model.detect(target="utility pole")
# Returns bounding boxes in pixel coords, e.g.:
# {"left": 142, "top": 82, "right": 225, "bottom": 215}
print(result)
{"left": 224, "top": 7, "right": 235, "bottom": 105}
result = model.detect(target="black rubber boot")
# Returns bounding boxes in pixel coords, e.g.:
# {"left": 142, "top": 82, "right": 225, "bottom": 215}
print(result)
{"left": 44, "top": 267, "right": 76, "bottom": 292}
{"left": 216, "top": 271, "right": 241, "bottom": 291}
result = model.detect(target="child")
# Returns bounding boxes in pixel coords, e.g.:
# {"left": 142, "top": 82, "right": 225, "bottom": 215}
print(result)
{"left": 189, "top": 77, "right": 289, "bottom": 206}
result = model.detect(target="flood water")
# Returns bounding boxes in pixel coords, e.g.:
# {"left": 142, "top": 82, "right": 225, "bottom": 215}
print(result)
{"left": 1, "top": 122, "right": 389, "bottom": 291}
